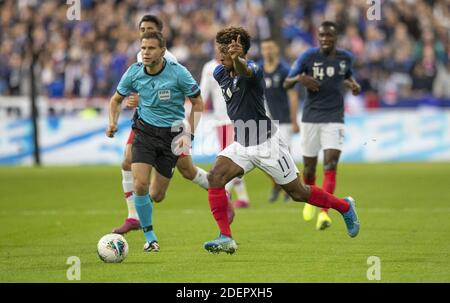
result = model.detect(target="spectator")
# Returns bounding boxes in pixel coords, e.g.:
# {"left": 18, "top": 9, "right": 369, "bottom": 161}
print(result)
{"left": 0, "top": 0, "right": 448, "bottom": 104}
{"left": 433, "top": 61, "right": 450, "bottom": 99}
{"left": 412, "top": 45, "right": 438, "bottom": 94}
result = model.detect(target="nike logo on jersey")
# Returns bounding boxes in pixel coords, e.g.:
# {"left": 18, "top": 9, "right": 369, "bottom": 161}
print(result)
{"left": 313, "top": 62, "right": 323, "bottom": 66}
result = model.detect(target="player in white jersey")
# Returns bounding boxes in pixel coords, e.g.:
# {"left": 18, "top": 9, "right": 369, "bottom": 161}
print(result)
{"left": 113, "top": 15, "right": 234, "bottom": 234}
{"left": 200, "top": 50, "right": 251, "bottom": 208}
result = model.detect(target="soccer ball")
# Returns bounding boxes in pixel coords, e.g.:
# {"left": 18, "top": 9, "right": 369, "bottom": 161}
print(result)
{"left": 97, "top": 233, "right": 128, "bottom": 263}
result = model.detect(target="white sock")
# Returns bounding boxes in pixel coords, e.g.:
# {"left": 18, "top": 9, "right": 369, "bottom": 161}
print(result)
{"left": 126, "top": 199, "right": 138, "bottom": 220}
{"left": 233, "top": 177, "right": 249, "bottom": 202}
{"left": 192, "top": 167, "right": 209, "bottom": 190}
{"left": 122, "top": 170, "right": 138, "bottom": 219}
{"left": 225, "top": 180, "right": 234, "bottom": 193}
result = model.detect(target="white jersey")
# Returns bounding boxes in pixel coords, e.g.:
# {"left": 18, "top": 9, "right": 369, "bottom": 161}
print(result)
{"left": 200, "top": 59, "right": 231, "bottom": 126}
{"left": 136, "top": 49, "right": 178, "bottom": 63}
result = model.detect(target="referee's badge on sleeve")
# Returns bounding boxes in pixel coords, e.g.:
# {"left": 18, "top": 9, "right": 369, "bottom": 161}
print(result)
{"left": 158, "top": 90, "right": 171, "bottom": 101}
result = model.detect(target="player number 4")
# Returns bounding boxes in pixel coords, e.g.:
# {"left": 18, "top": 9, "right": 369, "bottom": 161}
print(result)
{"left": 312, "top": 67, "right": 324, "bottom": 80}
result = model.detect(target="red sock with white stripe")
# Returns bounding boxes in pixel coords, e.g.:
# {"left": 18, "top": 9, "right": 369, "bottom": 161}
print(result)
{"left": 122, "top": 170, "right": 138, "bottom": 220}
{"left": 208, "top": 188, "right": 232, "bottom": 237}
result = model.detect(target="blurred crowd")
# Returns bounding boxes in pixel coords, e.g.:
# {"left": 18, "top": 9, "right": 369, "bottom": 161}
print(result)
{"left": 0, "top": 0, "right": 449, "bottom": 107}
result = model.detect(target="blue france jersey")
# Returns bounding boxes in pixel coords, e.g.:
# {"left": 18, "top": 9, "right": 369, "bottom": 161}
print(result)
{"left": 116, "top": 59, "right": 200, "bottom": 127}
{"left": 214, "top": 60, "right": 274, "bottom": 147}
{"left": 288, "top": 48, "right": 354, "bottom": 123}
{"left": 259, "top": 60, "right": 292, "bottom": 124}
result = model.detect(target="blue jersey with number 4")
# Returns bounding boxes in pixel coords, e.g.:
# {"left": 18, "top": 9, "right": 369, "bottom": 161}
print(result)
{"left": 116, "top": 59, "right": 200, "bottom": 127}
{"left": 288, "top": 47, "right": 354, "bottom": 123}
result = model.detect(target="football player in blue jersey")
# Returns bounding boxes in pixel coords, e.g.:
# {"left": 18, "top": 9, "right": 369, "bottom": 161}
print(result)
{"left": 203, "top": 26, "right": 360, "bottom": 254}
{"left": 259, "top": 38, "right": 300, "bottom": 203}
{"left": 284, "top": 21, "right": 361, "bottom": 231}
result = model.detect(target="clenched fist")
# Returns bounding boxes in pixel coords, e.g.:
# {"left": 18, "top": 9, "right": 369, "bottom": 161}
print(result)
{"left": 106, "top": 124, "right": 118, "bottom": 138}
{"left": 126, "top": 93, "right": 139, "bottom": 108}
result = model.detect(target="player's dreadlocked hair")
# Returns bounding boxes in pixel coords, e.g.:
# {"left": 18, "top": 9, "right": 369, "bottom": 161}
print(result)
{"left": 216, "top": 26, "right": 251, "bottom": 55}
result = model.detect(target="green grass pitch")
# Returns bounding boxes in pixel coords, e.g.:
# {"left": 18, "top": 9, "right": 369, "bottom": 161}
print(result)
{"left": 0, "top": 163, "right": 449, "bottom": 282}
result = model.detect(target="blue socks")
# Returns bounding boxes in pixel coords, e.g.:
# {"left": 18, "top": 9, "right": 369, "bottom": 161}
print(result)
{"left": 134, "top": 194, "right": 157, "bottom": 243}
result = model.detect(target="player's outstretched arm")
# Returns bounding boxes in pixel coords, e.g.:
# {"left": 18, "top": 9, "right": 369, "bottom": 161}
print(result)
{"left": 232, "top": 56, "right": 253, "bottom": 77}
{"left": 106, "top": 92, "right": 125, "bottom": 138}
{"left": 229, "top": 35, "right": 252, "bottom": 78}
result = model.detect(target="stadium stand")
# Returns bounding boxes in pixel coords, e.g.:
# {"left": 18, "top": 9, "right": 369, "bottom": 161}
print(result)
{"left": 0, "top": 0, "right": 449, "bottom": 109}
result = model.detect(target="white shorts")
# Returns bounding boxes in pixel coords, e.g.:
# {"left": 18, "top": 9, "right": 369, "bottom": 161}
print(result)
{"left": 301, "top": 122, "right": 344, "bottom": 157}
{"left": 219, "top": 131, "right": 299, "bottom": 185}
{"left": 278, "top": 123, "right": 293, "bottom": 150}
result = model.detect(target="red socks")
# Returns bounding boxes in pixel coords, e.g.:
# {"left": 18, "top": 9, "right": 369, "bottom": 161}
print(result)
{"left": 303, "top": 175, "right": 316, "bottom": 186}
{"left": 308, "top": 185, "right": 350, "bottom": 213}
{"left": 323, "top": 170, "right": 337, "bottom": 194}
{"left": 321, "top": 170, "right": 337, "bottom": 213}
{"left": 208, "top": 188, "right": 232, "bottom": 237}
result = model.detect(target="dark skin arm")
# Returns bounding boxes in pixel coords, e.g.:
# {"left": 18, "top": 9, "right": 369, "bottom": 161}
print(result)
{"left": 343, "top": 77, "right": 361, "bottom": 95}
{"left": 229, "top": 35, "right": 253, "bottom": 78}
{"left": 284, "top": 74, "right": 361, "bottom": 95}
{"left": 284, "top": 74, "right": 321, "bottom": 92}
{"left": 287, "top": 88, "right": 300, "bottom": 133}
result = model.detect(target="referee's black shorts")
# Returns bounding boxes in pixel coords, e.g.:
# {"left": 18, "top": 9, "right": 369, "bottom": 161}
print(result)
{"left": 131, "top": 118, "right": 182, "bottom": 179}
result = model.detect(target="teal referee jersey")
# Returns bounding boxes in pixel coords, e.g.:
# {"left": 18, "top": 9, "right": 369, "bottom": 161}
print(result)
{"left": 116, "top": 58, "right": 200, "bottom": 127}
